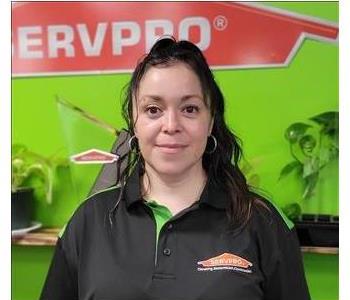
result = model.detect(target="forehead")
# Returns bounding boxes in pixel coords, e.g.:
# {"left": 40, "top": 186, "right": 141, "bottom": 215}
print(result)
{"left": 137, "top": 62, "right": 203, "bottom": 100}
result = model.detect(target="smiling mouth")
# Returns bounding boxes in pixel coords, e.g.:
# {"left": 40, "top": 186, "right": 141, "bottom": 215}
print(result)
{"left": 156, "top": 144, "right": 187, "bottom": 153}
{"left": 157, "top": 144, "right": 187, "bottom": 148}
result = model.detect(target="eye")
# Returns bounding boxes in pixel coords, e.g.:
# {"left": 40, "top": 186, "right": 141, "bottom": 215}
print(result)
{"left": 145, "top": 105, "right": 162, "bottom": 117}
{"left": 183, "top": 105, "right": 199, "bottom": 114}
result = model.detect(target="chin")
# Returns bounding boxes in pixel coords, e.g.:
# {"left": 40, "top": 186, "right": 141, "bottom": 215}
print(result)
{"left": 156, "top": 164, "right": 187, "bottom": 176}
{"left": 148, "top": 157, "right": 202, "bottom": 176}
{"left": 147, "top": 159, "right": 193, "bottom": 177}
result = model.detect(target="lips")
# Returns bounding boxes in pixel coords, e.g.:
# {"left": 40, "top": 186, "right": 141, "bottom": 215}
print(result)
{"left": 157, "top": 144, "right": 187, "bottom": 148}
{"left": 156, "top": 144, "right": 187, "bottom": 154}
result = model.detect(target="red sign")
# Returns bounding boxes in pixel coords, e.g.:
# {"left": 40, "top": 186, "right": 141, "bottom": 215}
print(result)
{"left": 71, "top": 149, "right": 118, "bottom": 164}
{"left": 12, "top": 2, "right": 338, "bottom": 77}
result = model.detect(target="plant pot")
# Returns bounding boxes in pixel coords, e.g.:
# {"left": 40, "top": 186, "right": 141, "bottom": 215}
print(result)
{"left": 11, "top": 188, "right": 34, "bottom": 230}
{"left": 294, "top": 214, "right": 339, "bottom": 247}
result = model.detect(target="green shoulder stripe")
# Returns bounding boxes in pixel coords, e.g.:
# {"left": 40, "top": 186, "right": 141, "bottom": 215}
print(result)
{"left": 268, "top": 201, "right": 295, "bottom": 230}
{"left": 58, "top": 224, "right": 67, "bottom": 238}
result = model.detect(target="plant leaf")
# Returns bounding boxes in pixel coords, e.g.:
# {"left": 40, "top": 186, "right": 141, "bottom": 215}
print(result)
{"left": 299, "top": 134, "right": 317, "bottom": 155}
{"left": 282, "top": 203, "right": 302, "bottom": 220}
{"left": 284, "top": 123, "right": 311, "bottom": 143}
{"left": 11, "top": 143, "right": 65, "bottom": 204}
{"left": 302, "top": 157, "right": 319, "bottom": 178}
{"left": 310, "top": 111, "right": 339, "bottom": 137}
{"left": 310, "top": 111, "right": 338, "bottom": 127}
{"left": 302, "top": 172, "right": 319, "bottom": 199}
{"left": 319, "top": 146, "right": 332, "bottom": 167}
{"left": 279, "top": 161, "right": 303, "bottom": 180}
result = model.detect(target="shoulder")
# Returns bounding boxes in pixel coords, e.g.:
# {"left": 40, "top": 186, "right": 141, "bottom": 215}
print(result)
{"left": 82, "top": 185, "right": 121, "bottom": 213}
{"left": 59, "top": 185, "right": 121, "bottom": 239}
{"left": 247, "top": 193, "right": 301, "bottom": 265}
{"left": 249, "top": 192, "right": 294, "bottom": 236}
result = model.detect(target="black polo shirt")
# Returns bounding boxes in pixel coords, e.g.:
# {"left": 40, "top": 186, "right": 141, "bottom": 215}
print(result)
{"left": 40, "top": 163, "right": 310, "bottom": 300}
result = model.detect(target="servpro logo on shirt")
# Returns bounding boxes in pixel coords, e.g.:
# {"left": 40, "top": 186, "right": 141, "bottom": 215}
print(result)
{"left": 197, "top": 253, "right": 253, "bottom": 273}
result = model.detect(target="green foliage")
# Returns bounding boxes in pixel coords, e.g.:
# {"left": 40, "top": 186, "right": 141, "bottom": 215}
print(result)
{"left": 239, "top": 157, "right": 261, "bottom": 188}
{"left": 11, "top": 144, "right": 69, "bottom": 204}
{"left": 284, "top": 122, "right": 312, "bottom": 144}
{"left": 280, "top": 111, "right": 338, "bottom": 217}
{"left": 282, "top": 203, "right": 302, "bottom": 221}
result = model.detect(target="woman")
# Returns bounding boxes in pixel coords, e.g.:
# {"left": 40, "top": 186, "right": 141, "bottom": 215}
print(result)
{"left": 40, "top": 37, "right": 310, "bottom": 300}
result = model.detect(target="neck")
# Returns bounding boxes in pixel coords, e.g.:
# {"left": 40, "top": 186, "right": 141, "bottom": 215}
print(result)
{"left": 141, "top": 162, "right": 207, "bottom": 215}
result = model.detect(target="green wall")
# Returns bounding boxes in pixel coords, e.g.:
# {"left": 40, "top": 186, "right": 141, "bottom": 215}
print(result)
{"left": 12, "top": 2, "right": 338, "bottom": 300}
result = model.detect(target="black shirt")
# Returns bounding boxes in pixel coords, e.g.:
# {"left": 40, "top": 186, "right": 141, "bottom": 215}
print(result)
{"left": 40, "top": 164, "right": 310, "bottom": 300}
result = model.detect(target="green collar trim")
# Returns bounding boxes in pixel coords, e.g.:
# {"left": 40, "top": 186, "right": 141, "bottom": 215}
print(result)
{"left": 145, "top": 200, "right": 173, "bottom": 241}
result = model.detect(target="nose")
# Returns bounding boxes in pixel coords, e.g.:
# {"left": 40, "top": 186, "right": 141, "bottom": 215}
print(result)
{"left": 163, "top": 110, "right": 182, "bottom": 134}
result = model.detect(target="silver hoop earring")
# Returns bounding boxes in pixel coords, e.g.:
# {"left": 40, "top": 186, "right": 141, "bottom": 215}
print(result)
{"left": 205, "top": 135, "right": 217, "bottom": 154}
{"left": 128, "top": 135, "right": 138, "bottom": 152}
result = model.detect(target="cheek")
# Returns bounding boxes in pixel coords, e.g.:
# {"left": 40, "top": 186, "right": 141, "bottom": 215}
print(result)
{"left": 134, "top": 120, "right": 159, "bottom": 145}
{"left": 192, "top": 122, "right": 210, "bottom": 152}
{"left": 190, "top": 125, "right": 210, "bottom": 152}
{"left": 192, "top": 120, "right": 211, "bottom": 138}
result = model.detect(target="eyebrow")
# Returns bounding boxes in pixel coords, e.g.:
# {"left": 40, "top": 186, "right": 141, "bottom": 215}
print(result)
{"left": 141, "top": 94, "right": 203, "bottom": 102}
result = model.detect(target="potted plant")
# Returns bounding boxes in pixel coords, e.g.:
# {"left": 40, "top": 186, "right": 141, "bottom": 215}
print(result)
{"left": 11, "top": 144, "right": 68, "bottom": 230}
{"left": 279, "top": 111, "right": 339, "bottom": 247}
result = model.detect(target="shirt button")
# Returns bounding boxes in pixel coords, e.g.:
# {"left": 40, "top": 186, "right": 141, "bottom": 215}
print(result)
{"left": 163, "top": 248, "right": 171, "bottom": 256}
{"left": 167, "top": 223, "right": 173, "bottom": 230}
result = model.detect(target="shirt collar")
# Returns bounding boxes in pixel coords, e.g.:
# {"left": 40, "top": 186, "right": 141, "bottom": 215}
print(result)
{"left": 198, "top": 177, "right": 229, "bottom": 210}
{"left": 124, "top": 162, "right": 229, "bottom": 210}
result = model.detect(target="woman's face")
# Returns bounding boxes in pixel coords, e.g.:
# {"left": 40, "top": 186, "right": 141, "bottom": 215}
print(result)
{"left": 133, "top": 62, "right": 213, "bottom": 177}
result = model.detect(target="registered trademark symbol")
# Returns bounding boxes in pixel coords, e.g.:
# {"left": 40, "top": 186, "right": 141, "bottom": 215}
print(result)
{"left": 213, "top": 15, "right": 228, "bottom": 31}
